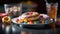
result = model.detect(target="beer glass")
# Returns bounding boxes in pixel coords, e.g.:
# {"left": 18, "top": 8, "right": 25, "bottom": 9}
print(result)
{"left": 46, "top": 2, "right": 58, "bottom": 22}
{"left": 45, "top": 0, "right": 58, "bottom": 33}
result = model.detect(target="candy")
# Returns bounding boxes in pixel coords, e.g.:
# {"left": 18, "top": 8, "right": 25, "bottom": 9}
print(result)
{"left": 40, "top": 20, "right": 44, "bottom": 24}
{"left": 30, "top": 21, "right": 33, "bottom": 24}
{"left": 34, "top": 21, "right": 39, "bottom": 24}
{"left": 34, "top": 21, "right": 37, "bottom": 24}
{"left": 16, "top": 18, "right": 23, "bottom": 24}
{"left": 16, "top": 19, "right": 19, "bottom": 22}
{"left": 27, "top": 22, "right": 30, "bottom": 24}
{"left": 23, "top": 22, "right": 27, "bottom": 24}
{"left": 45, "top": 20, "right": 49, "bottom": 24}
{"left": 24, "top": 18, "right": 28, "bottom": 22}
{"left": 18, "top": 20, "right": 22, "bottom": 24}
{"left": 27, "top": 21, "right": 33, "bottom": 24}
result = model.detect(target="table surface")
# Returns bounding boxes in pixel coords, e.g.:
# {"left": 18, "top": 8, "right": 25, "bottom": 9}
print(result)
{"left": 1, "top": 23, "right": 60, "bottom": 34}
{"left": 0, "top": 21, "right": 60, "bottom": 34}
{"left": 11, "top": 24, "right": 60, "bottom": 34}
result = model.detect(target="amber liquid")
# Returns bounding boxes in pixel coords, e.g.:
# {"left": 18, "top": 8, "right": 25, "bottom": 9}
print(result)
{"left": 47, "top": 6, "right": 57, "bottom": 19}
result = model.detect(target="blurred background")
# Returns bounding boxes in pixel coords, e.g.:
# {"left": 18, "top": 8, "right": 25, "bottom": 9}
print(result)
{"left": 0, "top": 0, "right": 59, "bottom": 17}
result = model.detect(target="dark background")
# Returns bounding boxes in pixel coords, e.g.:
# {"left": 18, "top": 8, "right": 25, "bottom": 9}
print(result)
{"left": 0, "top": 0, "right": 59, "bottom": 17}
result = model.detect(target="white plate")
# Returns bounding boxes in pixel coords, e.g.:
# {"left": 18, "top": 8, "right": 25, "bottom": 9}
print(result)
{"left": 12, "top": 17, "right": 20, "bottom": 24}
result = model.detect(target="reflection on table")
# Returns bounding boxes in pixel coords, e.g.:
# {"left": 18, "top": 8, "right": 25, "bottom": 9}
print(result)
{"left": 1, "top": 22, "right": 60, "bottom": 34}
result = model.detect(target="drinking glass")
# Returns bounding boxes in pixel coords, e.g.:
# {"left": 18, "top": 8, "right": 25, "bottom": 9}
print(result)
{"left": 46, "top": 2, "right": 58, "bottom": 22}
{"left": 4, "top": 3, "right": 22, "bottom": 17}
{"left": 45, "top": 0, "right": 58, "bottom": 33}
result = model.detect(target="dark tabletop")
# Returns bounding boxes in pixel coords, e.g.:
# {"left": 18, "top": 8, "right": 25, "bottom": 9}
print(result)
{"left": 11, "top": 24, "right": 60, "bottom": 34}
{"left": 1, "top": 23, "right": 60, "bottom": 34}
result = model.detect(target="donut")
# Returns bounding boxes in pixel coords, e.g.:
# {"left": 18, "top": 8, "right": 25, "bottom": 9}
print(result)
{"left": 40, "top": 14, "right": 49, "bottom": 19}
{"left": 2, "top": 16, "right": 11, "bottom": 25}
{"left": 39, "top": 14, "right": 50, "bottom": 24}
{"left": 22, "top": 12, "right": 40, "bottom": 21}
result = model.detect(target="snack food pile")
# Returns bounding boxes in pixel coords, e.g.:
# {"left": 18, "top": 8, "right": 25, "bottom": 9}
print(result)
{"left": 16, "top": 12, "right": 51, "bottom": 24}
{"left": 2, "top": 16, "right": 11, "bottom": 25}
